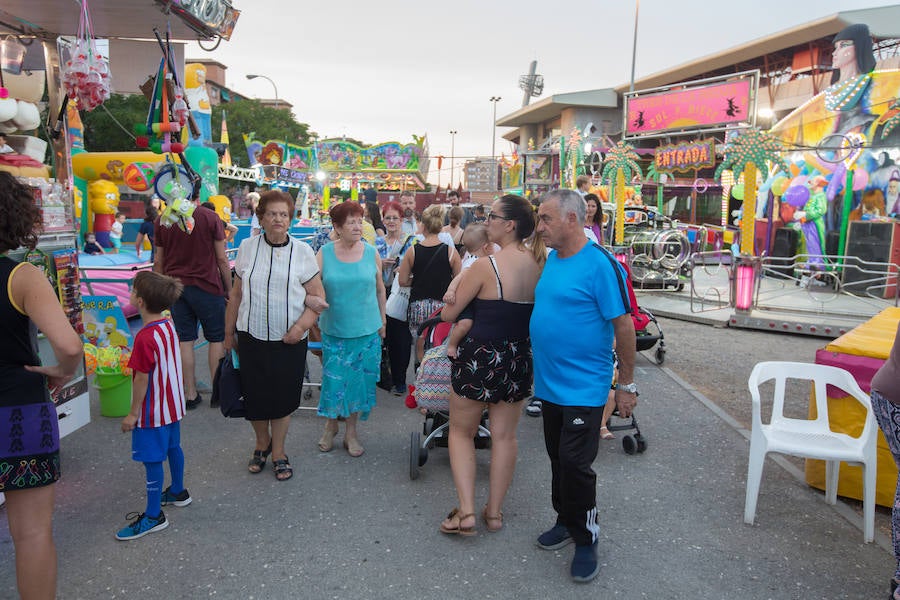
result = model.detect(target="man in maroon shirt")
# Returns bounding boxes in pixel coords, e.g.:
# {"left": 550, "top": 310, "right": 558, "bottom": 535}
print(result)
{"left": 154, "top": 199, "right": 232, "bottom": 409}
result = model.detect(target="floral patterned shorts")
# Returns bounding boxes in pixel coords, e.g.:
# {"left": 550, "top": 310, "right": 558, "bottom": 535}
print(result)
{"left": 451, "top": 336, "right": 532, "bottom": 404}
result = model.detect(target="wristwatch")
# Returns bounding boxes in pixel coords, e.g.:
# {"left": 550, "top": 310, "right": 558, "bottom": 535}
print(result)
{"left": 616, "top": 382, "right": 638, "bottom": 395}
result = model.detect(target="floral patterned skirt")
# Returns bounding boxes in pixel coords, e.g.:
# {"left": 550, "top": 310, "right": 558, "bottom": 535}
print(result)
{"left": 0, "top": 402, "right": 60, "bottom": 491}
{"left": 318, "top": 332, "right": 381, "bottom": 421}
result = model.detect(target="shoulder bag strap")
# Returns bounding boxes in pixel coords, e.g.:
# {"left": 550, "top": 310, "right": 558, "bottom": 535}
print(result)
{"left": 592, "top": 243, "right": 631, "bottom": 314}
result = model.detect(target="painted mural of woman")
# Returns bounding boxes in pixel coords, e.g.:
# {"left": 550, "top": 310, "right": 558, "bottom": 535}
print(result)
{"left": 771, "top": 23, "right": 899, "bottom": 150}
{"left": 824, "top": 24, "right": 877, "bottom": 142}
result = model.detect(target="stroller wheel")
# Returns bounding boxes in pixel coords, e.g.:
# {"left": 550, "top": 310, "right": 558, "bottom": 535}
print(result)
{"left": 410, "top": 431, "right": 422, "bottom": 480}
{"left": 635, "top": 433, "right": 648, "bottom": 453}
{"left": 655, "top": 347, "right": 666, "bottom": 365}
{"left": 622, "top": 435, "right": 637, "bottom": 455}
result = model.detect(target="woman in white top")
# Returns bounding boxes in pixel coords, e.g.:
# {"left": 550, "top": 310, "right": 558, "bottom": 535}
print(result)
{"left": 224, "top": 191, "right": 325, "bottom": 481}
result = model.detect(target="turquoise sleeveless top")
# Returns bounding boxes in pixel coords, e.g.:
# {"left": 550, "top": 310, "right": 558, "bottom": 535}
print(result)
{"left": 320, "top": 242, "right": 382, "bottom": 338}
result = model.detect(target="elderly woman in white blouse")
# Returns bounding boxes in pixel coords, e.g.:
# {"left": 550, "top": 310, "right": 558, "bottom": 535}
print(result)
{"left": 224, "top": 190, "right": 325, "bottom": 481}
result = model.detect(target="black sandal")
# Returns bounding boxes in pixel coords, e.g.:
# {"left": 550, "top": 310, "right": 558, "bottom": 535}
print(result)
{"left": 248, "top": 442, "right": 272, "bottom": 474}
{"left": 273, "top": 457, "right": 293, "bottom": 481}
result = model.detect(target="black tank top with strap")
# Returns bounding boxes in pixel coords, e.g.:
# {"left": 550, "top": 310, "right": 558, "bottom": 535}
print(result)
{"left": 0, "top": 256, "right": 49, "bottom": 406}
{"left": 468, "top": 256, "right": 533, "bottom": 341}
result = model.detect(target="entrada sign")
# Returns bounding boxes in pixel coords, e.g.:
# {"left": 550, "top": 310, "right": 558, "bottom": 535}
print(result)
{"left": 654, "top": 138, "right": 716, "bottom": 173}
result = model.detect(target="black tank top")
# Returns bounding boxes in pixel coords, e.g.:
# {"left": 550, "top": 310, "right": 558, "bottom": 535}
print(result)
{"left": 0, "top": 257, "right": 49, "bottom": 406}
{"left": 410, "top": 243, "right": 452, "bottom": 302}
{"left": 468, "top": 256, "right": 533, "bottom": 341}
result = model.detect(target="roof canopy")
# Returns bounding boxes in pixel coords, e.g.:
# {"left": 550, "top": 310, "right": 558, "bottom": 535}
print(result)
{"left": 0, "top": 1, "right": 219, "bottom": 39}
{"left": 614, "top": 7, "right": 900, "bottom": 93}
{"left": 495, "top": 89, "right": 618, "bottom": 128}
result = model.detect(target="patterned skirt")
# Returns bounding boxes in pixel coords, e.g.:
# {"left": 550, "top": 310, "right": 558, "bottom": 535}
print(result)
{"left": 319, "top": 332, "right": 381, "bottom": 421}
{"left": 0, "top": 402, "right": 61, "bottom": 491}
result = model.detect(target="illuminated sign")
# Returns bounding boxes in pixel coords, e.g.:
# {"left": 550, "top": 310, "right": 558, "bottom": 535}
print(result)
{"left": 157, "top": 0, "right": 241, "bottom": 40}
{"left": 654, "top": 138, "right": 716, "bottom": 173}
{"left": 624, "top": 72, "right": 757, "bottom": 138}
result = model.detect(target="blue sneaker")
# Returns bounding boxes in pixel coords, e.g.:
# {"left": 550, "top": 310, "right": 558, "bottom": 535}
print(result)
{"left": 536, "top": 522, "right": 572, "bottom": 550}
{"left": 161, "top": 486, "right": 192, "bottom": 507}
{"left": 115, "top": 511, "right": 168, "bottom": 541}
{"left": 570, "top": 542, "right": 600, "bottom": 583}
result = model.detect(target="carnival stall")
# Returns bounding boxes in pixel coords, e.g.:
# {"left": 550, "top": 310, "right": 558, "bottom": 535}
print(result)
{"left": 766, "top": 24, "right": 900, "bottom": 296}
{"left": 0, "top": 0, "right": 241, "bottom": 438}
{"left": 243, "top": 133, "right": 430, "bottom": 214}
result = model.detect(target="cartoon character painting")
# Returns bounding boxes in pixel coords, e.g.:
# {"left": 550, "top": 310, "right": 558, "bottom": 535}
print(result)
{"left": 184, "top": 64, "right": 212, "bottom": 147}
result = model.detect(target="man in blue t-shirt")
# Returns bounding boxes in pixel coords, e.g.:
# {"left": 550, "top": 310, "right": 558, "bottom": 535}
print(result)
{"left": 530, "top": 188, "right": 638, "bottom": 583}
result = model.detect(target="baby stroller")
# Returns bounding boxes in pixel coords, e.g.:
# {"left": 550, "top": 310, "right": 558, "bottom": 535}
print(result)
{"left": 408, "top": 310, "right": 491, "bottom": 480}
{"left": 599, "top": 252, "right": 659, "bottom": 455}
{"left": 604, "top": 349, "right": 648, "bottom": 455}
{"left": 616, "top": 254, "right": 667, "bottom": 365}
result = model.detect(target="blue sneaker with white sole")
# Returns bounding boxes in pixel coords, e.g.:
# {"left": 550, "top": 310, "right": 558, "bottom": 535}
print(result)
{"left": 115, "top": 511, "right": 168, "bottom": 541}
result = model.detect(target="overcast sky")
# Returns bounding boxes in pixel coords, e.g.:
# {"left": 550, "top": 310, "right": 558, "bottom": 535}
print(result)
{"left": 187, "top": 0, "right": 897, "bottom": 184}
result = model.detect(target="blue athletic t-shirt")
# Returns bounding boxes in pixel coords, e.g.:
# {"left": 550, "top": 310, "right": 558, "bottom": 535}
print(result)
{"left": 530, "top": 243, "right": 629, "bottom": 407}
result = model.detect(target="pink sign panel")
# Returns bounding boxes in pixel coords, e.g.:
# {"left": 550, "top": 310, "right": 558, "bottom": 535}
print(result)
{"left": 626, "top": 78, "right": 753, "bottom": 136}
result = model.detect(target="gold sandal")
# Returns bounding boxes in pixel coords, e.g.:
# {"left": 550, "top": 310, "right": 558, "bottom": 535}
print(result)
{"left": 343, "top": 437, "right": 365, "bottom": 458}
{"left": 440, "top": 508, "right": 476, "bottom": 536}
{"left": 318, "top": 424, "right": 338, "bottom": 452}
{"left": 482, "top": 507, "right": 503, "bottom": 532}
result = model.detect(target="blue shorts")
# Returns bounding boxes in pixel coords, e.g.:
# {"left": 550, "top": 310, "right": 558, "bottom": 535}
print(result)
{"left": 111, "top": 236, "right": 122, "bottom": 249}
{"left": 132, "top": 421, "right": 182, "bottom": 463}
{"left": 172, "top": 285, "right": 226, "bottom": 342}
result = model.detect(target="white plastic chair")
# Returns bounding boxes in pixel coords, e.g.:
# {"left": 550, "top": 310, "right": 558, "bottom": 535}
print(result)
{"left": 744, "top": 361, "right": 877, "bottom": 543}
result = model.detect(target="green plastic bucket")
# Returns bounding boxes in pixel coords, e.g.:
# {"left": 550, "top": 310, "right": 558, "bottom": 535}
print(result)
{"left": 93, "top": 369, "right": 131, "bottom": 417}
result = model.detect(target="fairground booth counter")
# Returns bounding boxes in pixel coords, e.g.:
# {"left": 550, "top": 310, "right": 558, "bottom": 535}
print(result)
{"left": 0, "top": 0, "right": 241, "bottom": 436}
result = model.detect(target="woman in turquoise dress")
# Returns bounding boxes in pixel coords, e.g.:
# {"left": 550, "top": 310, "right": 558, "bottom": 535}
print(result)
{"left": 316, "top": 202, "right": 386, "bottom": 457}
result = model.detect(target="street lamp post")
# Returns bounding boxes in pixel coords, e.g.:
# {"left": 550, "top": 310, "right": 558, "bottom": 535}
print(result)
{"left": 246, "top": 73, "right": 279, "bottom": 109}
{"left": 489, "top": 96, "right": 501, "bottom": 190}
{"left": 449, "top": 130, "right": 457, "bottom": 190}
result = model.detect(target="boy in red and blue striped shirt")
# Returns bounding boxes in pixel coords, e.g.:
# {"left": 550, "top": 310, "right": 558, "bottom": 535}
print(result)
{"left": 116, "top": 271, "right": 191, "bottom": 541}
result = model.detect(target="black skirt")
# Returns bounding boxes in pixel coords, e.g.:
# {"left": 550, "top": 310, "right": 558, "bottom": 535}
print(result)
{"left": 237, "top": 332, "right": 308, "bottom": 420}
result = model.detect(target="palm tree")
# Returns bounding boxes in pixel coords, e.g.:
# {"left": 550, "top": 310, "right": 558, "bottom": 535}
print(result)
{"left": 714, "top": 128, "right": 789, "bottom": 255}
{"left": 601, "top": 141, "right": 643, "bottom": 244}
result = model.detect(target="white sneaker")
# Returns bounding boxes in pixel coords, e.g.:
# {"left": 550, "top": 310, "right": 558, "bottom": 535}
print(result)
{"left": 525, "top": 399, "right": 542, "bottom": 417}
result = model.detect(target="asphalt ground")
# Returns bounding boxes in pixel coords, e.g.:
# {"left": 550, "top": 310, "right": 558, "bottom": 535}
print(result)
{"left": 0, "top": 332, "right": 893, "bottom": 599}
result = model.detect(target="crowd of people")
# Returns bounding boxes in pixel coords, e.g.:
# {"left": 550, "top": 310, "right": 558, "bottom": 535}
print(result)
{"left": 0, "top": 179, "right": 643, "bottom": 598}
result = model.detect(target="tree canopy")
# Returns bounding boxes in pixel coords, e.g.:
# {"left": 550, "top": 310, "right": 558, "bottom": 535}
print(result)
{"left": 79, "top": 95, "right": 312, "bottom": 166}
{"left": 81, "top": 94, "right": 149, "bottom": 152}
{"left": 212, "top": 100, "right": 312, "bottom": 167}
